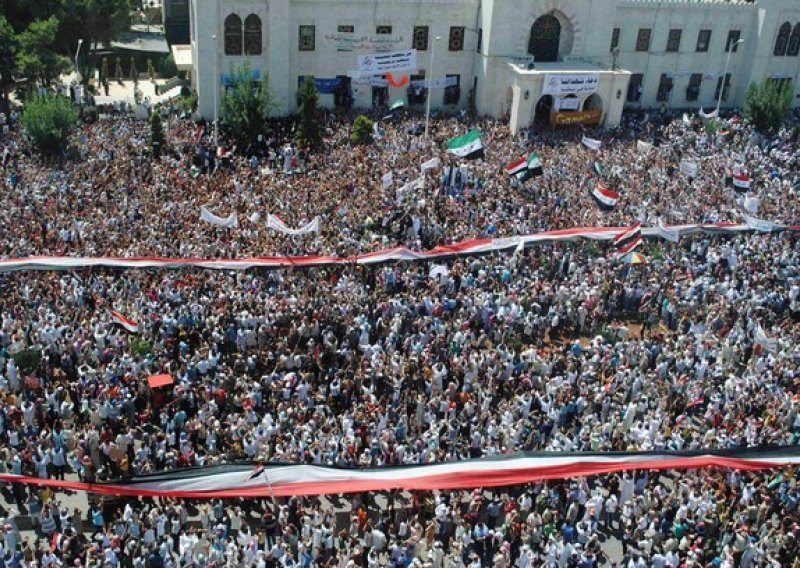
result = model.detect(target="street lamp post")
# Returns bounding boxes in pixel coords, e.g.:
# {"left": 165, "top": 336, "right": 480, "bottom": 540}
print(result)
{"left": 424, "top": 35, "right": 441, "bottom": 138}
{"left": 73, "top": 39, "right": 84, "bottom": 105}
{"left": 715, "top": 38, "right": 744, "bottom": 116}
{"left": 212, "top": 34, "right": 219, "bottom": 149}
{"left": 74, "top": 39, "right": 84, "bottom": 79}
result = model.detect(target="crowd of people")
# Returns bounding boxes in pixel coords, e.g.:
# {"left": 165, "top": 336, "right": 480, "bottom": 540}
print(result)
{"left": 0, "top": 100, "right": 798, "bottom": 567}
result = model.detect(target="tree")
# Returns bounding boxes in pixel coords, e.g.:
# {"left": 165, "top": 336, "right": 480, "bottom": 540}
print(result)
{"left": 744, "top": 79, "right": 793, "bottom": 134}
{"left": 295, "top": 76, "right": 322, "bottom": 149}
{"left": 21, "top": 93, "right": 77, "bottom": 155}
{"left": 350, "top": 114, "right": 374, "bottom": 145}
{"left": 220, "top": 61, "right": 278, "bottom": 145}
{"left": 0, "top": 16, "right": 16, "bottom": 115}
{"left": 149, "top": 110, "right": 164, "bottom": 158}
{"left": 15, "top": 16, "right": 71, "bottom": 88}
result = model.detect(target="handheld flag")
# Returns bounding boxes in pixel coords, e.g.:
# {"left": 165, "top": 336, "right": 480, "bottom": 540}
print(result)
{"left": 732, "top": 173, "right": 751, "bottom": 191}
{"left": 111, "top": 311, "right": 140, "bottom": 334}
{"left": 446, "top": 129, "right": 484, "bottom": 159}
{"left": 591, "top": 180, "right": 619, "bottom": 209}
{"left": 614, "top": 223, "right": 642, "bottom": 256}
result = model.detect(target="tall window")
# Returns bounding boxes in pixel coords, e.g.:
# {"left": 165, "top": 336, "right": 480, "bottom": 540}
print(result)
{"left": 725, "top": 30, "right": 741, "bottom": 53}
{"left": 298, "top": 25, "right": 315, "bottom": 51}
{"left": 224, "top": 14, "right": 242, "bottom": 55}
{"left": 449, "top": 26, "right": 465, "bottom": 51}
{"left": 413, "top": 26, "right": 429, "bottom": 51}
{"left": 636, "top": 28, "right": 651, "bottom": 52}
{"left": 775, "top": 22, "right": 790, "bottom": 56}
{"left": 656, "top": 74, "right": 673, "bottom": 102}
{"left": 244, "top": 14, "right": 262, "bottom": 55}
{"left": 696, "top": 29, "right": 711, "bottom": 52}
{"left": 714, "top": 73, "right": 731, "bottom": 101}
{"left": 610, "top": 28, "right": 620, "bottom": 51}
{"left": 666, "top": 29, "right": 682, "bottom": 52}
{"left": 627, "top": 73, "right": 643, "bottom": 102}
{"left": 788, "top": 24, "right": 800, "bottom": 57}
{"left": 528, "top": 15, "right": 561, "bottom": 61}
{"left": 477, "top": 28, "right": 482, "bottom": 52}
{"left": 408, "top": 72, "right": 426, "bottom": 105}
{"left": 686, "top": 73, "right": 702, "bottom": 101}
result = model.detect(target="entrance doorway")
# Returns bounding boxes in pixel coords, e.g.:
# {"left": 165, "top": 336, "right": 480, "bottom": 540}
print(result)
{"left": 583, "top": 93, "right": 603, "bottom": 111}
{"left": 372, "top": 86, "right": 388, "bottom": 107}
{"left": 528, "top": 15, "right": 561, "bottom": 62}
{"left": 534, "top": 94, "right": 554, "bottom": 124}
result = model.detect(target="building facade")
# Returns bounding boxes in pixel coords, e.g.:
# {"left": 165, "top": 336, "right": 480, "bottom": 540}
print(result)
{"left": 190, "top": 0, "right": 800, "bottom": 133}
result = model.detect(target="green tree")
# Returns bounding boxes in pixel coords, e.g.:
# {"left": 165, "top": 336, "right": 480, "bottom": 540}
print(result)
{"left": 220, "top": 61, "right": 278, "bottom": 145}
{"left": 21, "top": 93, "right": 77, "bottom": 155}
{"left": 295, "top": 76, "right": 322, "bottom": 149}
{"left": 744, "top": 79, "right": 794, "bottom": 134}
{"left": 350, "top": 114, "right": 373, "bottom": 145}
{"left": 0, "top": 16, "right": 17, "bottom": 115}
{"left": 15, "top": 16, "right": 71, "bottom": 87}
{"left": 149, "top": 110, "right": 165, "bottom": 158}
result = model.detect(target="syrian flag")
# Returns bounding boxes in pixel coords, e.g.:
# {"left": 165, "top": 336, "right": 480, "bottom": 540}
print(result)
{"left": 0, "top": 447, "right": 798, "bottom": 499}
{"left": 505, "top": 156, "right": 528, "bottom": 177}
{"left": 446, "top": 129, "right": 484, "bottom": 159}
{"left": 591, "top": 181, "right": 619, "bottom": 209}
{"left": 111, "top": 311, "right": 140, "bottom": 334}
{"left": 732, "top": 173, "right": 751, "bottom": 191}
{"left": 505, "top": 152, "right": 543, "bottom": 181}
{"left": 526, "top": 152, "right": 543, "bottom": 177}
{"left": 614, "top": 223, "right": 642, "bottom": 256}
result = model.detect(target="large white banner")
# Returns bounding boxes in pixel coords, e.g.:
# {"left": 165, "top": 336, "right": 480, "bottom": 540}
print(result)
{"left": 357, "top": 50, "right": 417, "bottom": 74}
{"left": 542, "top": 73, "right": 599, "bottom": 96}
{"left": 409, "top": 76, "right": 458, "bottom": 89}
{"left": 266, "top": 214, "right": 320, "bottom": 236}
{"left": 200, "top": 206, "right": 238, "bottom": 229}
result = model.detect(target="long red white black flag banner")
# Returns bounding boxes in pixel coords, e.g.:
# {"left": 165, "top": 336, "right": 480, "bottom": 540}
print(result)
{"left": 0, "top": 447, "right": 798, "bottom": 499}
{"left": 0, "top": 223, "right": 796, "bottom": 272}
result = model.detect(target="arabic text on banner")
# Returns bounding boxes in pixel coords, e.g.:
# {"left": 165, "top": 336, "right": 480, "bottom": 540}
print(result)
{"left": 542, "top": 73, "right": 600, "bottom": 96}
{"left": 357, "top": 50, "right": 418, "bottom": 74}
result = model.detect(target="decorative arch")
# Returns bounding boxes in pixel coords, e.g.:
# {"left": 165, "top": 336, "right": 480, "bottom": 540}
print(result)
{"left": 224, "top": 14, "right": 243, "bottom": 56}
{"left": 583, "top": 93, "right": 603, "bottom": 112}
{"left": 775, "top": 21, "right": 791, "bottom": 56}
{"left": 528, "top": 14, "right": 561, "bottom": 62}
{"left": 788, "top": 23, "right": 800, "bottom": 57}
{"left": 244, "top": 14, "right": 262, "bottom": 55}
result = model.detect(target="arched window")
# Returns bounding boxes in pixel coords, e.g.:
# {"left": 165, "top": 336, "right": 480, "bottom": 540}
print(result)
{"left": 774, "top": 21, "right": 790, "bottom": 56}
{"left": 224, "top": 14, "right": 242, "bottom": 56}
{"left": 528, "top": 14, "right": 561, "bottom": 62}
{"left": 788, "top": 23, "right": 800, "bottom": 57}
{"left": 244, "top": 14, "right": 262, "bottom": 55}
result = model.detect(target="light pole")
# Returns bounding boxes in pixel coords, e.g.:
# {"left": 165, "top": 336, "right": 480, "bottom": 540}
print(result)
{"left": 212, "top": 34, "right": 219, "bottom": 149}
{"left": 74, "top": 39, "right": 84, "bottom": 81}
{"left": 424, "top": 35, "right": 441, "bottom": 138}
{"left": 715, "top": 38, "right": 744, "bottom": 116}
